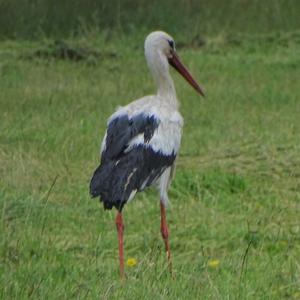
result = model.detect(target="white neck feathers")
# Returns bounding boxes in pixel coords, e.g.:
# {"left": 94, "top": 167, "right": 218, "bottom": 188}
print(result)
{"left": 145, "top": 47, "right": 178, "bottom": 108}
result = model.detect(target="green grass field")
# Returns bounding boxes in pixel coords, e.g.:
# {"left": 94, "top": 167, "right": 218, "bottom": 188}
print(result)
{"left": 1, "top": 0, "right": 300, "bottom": 39}
{"left": 1, "top": 30, "right": 300, "bottom": 299}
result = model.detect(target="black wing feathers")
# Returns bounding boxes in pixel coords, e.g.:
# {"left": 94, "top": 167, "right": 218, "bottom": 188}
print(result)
{"left": 90, "top": 113, "right": 176, "bottom": 211}
{"left": 102, "top": 114, "right": 159, "bottom": 161}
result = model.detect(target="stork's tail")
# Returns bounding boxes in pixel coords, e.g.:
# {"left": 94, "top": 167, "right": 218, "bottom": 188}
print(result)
{"left": 90, "top": 161, "right": 115, "bottom": 209}
{"left": 90, "top": 160, "right": 128, "bottom": 211}
{"left": 89, "top": 164, "right": 103, "bottom": 197}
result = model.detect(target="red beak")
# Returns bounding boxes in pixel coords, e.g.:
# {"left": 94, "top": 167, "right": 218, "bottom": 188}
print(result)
{"left": 168, "top": 50, "right": 205, "bottom": 97}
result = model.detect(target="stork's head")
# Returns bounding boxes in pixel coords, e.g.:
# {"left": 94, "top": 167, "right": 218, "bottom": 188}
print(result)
{"left": 145, "top": 31, "right": 205, "bottom": 97}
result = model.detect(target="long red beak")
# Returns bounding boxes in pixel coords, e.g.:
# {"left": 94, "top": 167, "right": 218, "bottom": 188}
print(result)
{"left": 168, "top": 50, "right": 205, "bottom": 97}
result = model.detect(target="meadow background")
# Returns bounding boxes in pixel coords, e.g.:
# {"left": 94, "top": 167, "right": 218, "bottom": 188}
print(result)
{"left": 0, "top": 0, "right": 300, "bottom": 299}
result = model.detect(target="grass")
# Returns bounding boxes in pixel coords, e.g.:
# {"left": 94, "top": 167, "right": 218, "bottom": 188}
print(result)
{"left": 1, "top": 31, "right": 300, "bottom": 299}
{"left": 0, "top": 0, "right": 300, "bottom": 39}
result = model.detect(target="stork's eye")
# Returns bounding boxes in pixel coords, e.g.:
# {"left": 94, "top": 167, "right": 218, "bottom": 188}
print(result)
{"left": 168, "top": 40, "right": 175, "bottom": 49}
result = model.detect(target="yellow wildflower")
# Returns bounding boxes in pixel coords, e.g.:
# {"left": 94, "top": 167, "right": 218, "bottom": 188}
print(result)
{"left": 208, "top": 259, "right": 220, "bottom": 268}
{"left": 126, "top": 258, "right": 137, "bottom": 267}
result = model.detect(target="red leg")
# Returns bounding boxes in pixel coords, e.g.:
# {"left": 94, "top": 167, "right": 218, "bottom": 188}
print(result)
{"left": 160, "top": 202, "right": 172, "bottom": 273}
{"left": 116, "top": 212, "right": 125, "bottom": 279}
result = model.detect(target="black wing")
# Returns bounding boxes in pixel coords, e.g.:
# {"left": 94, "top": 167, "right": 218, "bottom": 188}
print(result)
{"left": 90, "top": 113, "right": 176, "bottom": 211}
{"left": 101, "top": 113, "right": 159, "bottom": 161}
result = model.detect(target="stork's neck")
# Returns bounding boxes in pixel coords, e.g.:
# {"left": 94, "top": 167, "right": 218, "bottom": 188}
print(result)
{"left": 156, "top": 71, "right": 177, "bottom": 102}
{"left": 147, "top": 50, "right": 178, "bottom": 108}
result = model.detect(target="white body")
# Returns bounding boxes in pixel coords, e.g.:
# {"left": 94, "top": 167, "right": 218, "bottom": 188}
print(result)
{"left": 102, "top": 95, "right": 183, "bottom": 205}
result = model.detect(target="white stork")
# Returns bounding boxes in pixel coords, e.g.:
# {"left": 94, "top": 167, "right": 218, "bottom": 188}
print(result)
{"left": 90, "top": 31, "right": 205, "bottom": 278}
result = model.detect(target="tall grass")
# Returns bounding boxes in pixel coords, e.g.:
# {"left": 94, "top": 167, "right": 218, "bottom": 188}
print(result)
{"left": 0, "top": 30, "right": 300, "bottom": 298}
{"left": 0, "top": 0, "right": 299, "bottom": 39}
{"left": 0, "top": 1, "right": 300, "bottom": 298}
